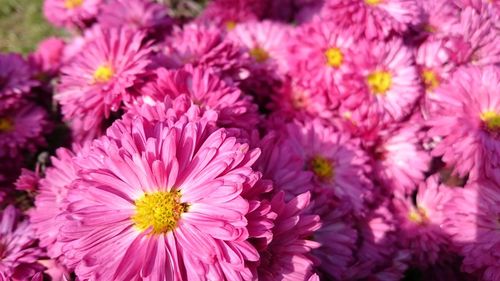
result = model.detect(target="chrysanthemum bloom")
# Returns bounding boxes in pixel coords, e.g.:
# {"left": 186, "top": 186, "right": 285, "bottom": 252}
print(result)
{"left": 442, "top": 180, "right": 500, "bottom": 281}
{"left": 419, "top": 0, "right": 459, "bottom": 36}
{"left": 347, "top": 38, "right": 423, "bottom": 122}
{"left": 285, "top": 21, "right": 355, "bottom": 93}
{"left": 0, "top": 54, "right": 38, "bottom": 113}
{"left": 29, "top": 37, "right": 66, "bottom": 80}
{"left": 444, "top": 6, "right": 500, "bottom": 66}
{"left": 14, "top": 168, "right": 40, "bottom": 192}
{"left": 343, "top": 205, "right": 411, "bottom": 281}
{"left": 55, "top": 115, "right": 269, "bottom": 280}
{"left": 163, "top": 23, "right": 251, "bottom": 82}
{"left": 0, "top": 102, "right": 50, "bottom": 158}
{"left": 371, "top": 125, "right": 431, "bottom": 197}
{"left": 286, "top": 119, "right": 373, "bottom": 214}
{"left": 30, "top": 147, "right": 79, "bottom": 260}
{"left": 197, "top": 0, "right": 265, "bottom": 30}
{"left": 316, "top": 0, "right": 423, "bottom": 39}
{"left": 0, "top": 205, "right": 45, "bottom": 280}
{"left": 98, "top": 0, "right": 173, "bottom": 34}
{"left": 43, "top": 0, "right": 103, "bottom": 28}
{"left": 393, "top": 176, "right": 456, "bottom": 268}
{"left": 141, "top": 66, "right": 260, "bottom": 131}
{"left": 55, "top": 27, "right": 152, "bottom": 134}
{"left": 256, "top": 192, "right": 321, "bottom": 281}
{"left": 312, "top": 198, "right": 358, "bottom": 280}
{"left": 428, "top": 66, "right": 500, "bottom": 181}
{"left": 268, "top": 77, "right": 339, "bottom": 123}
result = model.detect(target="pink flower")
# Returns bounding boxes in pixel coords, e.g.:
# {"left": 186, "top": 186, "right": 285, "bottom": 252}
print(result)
{"left": 55, "top": 27, "right": 152, "bottom": 134}
{"left": 141, "top": 66, "right": 260, "bottom": 132}
{"left": 43, "top": 0, "right": 103, "bottom": 29}
{"left": 428, "top": 66, "right": 500, "bottom": 181}
{"left": 316, "top": 0, "right": 423, "bottom": 39}
{"left": 0, "top": 54, "right": 38, "bottom": 113}
{"left": 371, "top": 124, "right": 431, "bottom": 197}
{"left": 0, "top": 102, "right": 50, "bottom": 158}
{"left": 163, "top": 23, "right": 250, "bottom": 81}
{"left": 14, "top": 168, "right": 40, "bottom": 192}
{"left": 346, "top": 38, "right": 423, "bottom": 123}
{"left": 286, "top": 119, "right": 374, "bottom": 214}
{"left": 393, "top": 176, "right": 456, "bottom": 268}
{"left": 29, "top": 37, "right": 66, "bottom": 80}
{"left": 442, "top": 180, "right": 500, "bottom": 281}
{"left": 51, "top": 115, "right": 269, "bottom": 280}
{"left": 97, "top": 0, "right": 173, "bottom": 34}
{"left": 0, "top": 205, "right": 44, "bottom": 280}
{"left": 197, "top": 0, "right": 265, "bottom": 29}
{"left": 30, "top": 147, "right": 79, "bottom": 261}
{"left": 419, "top": 0, "right": 459, "bottom": 35}
{"left": 256, "top": 192, "right": 321, "bottom": 281}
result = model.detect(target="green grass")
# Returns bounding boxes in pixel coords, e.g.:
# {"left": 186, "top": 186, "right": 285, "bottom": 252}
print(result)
{"left": 0, "top": 0, "right": 63, "bottom": 54}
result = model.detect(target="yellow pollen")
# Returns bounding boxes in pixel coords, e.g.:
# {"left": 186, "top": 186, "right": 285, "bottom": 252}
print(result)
{"left": 0, "top": 117, "right": 13, "bottom": 133}
{"left": 249, "top": 47, "right": 270, "bottom": 63}
{"left": 309, "top": 156, "right": 334, "bottom": 181}
{"left": 424, "top": 24, "right": 437, "bottom": 33}
{"left": 365, "top": 0, "right": 382, "bottom": 5}
{"left": 325, "top": 47, "right": 344, "bottom": 68}
{"left": 132, "top": 191, "right": 188, "bottom": 234}
{"left": 225, "top": 20, "right": 237, "bottom": 30}
{"left": 422, "top": 69, "right": 440, "bottom": 91}
{"left": 367, "top": 70, "right": 392, "bottom": 95}
{"left": 408, "top": 207, "right": 428, "bottom": 224}
{"left": 64, "top": 0, "right": 84, "bottom": 9}
{"left": 480, "top": 111, "right": 500, "bottom": 131}
{"left": 93, "top": 65, "right": 114, "bottom": 83}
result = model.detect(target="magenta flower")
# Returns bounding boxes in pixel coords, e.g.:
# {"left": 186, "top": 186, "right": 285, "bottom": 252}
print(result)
{"left": 0, "top": 54, "right": 38, "bottom": 113}
{"left": 256, "top": 192, "right": 320, "bottom": 281}
{"left": 0, "top": 102, "right": 50, "bottom": 158}
{"left": 29, "top": 37, "right": 66, "bottom": 80}
{"left": 197, "top": 0, "right": 265, "bottom": 29}
{"left": 0, "top": 205, "right": 45, "bottom": 280}
{"left": 98, "top": 0, "right": 173, "bottom": 34}
{"left": 428, "top": 66, "right": 500, "bottom": 181}
{"left": 55, "top": 27, "right": 152, "bottom": 134}
{"left": 48, "top": 115, "right": 269, "bottom": 280}
{"left": 43, "top": 0, "right": 103, "bottom": 28}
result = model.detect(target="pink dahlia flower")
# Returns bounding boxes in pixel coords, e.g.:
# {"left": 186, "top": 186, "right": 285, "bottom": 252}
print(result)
{"left": 428, "top": 66, "right": 500, "bottom": 181}
{"left": 141, "top": 66, "right": 260, "bottom": 131}
{"left": 371, "top": 125, "right": 431, "bottom": 197}
{"left": 256, "top": 192, "right": 321, "bottom": 281}
{"left": 0, "top": 54, "right": 38, "bottom": 113}
{"left": 163, "top": 23, "right": 250, "bottom": 82}
{"left": 30, "top": 147, "right": 79, "bottom": 260}
{"left": 317, "top": 0, "right": 423, "bottom": 39}
{"left": 286, "top": 119, "right": 373, "bottom": 214}
{"left": 347, "top": 38, "right": 423, "bottom": 122}
{"left": 28, "top": 37, "right": 66, "bottom": 80}
{"left": 442, "top": 180, "right": 500, "bottom": 281}
{"left": 444, "top": 6, "right": 500, "bottom": 66}
{"left": 285, "top": 21, "right": 355, "bottom": 93}
{"left": 55, "top": 27, "right": 152, "bottom": 133}
{"left": 0, "top": 102, "right": 50, "bottom": 158}
{"left": 97, "top": 0, "right": 173, "bottom": 34}
{"left": 393, "top": 176, "right": 456, "bottom": 268}
{"left": 54, "top": 115, "right": 267, "bottom": 280}
{"left": 43, "top": 0, "right": 103, "bottom": 29}
{"left": 0, "top": 205, "right": 45, "bottom": 280}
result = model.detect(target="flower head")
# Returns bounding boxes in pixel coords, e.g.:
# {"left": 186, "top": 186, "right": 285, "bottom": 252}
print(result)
{"left": 0, "top": 54, "right": 38, "bottom": 113}
{"left": 43, "top": 0, "right": 103, "bottom": 28}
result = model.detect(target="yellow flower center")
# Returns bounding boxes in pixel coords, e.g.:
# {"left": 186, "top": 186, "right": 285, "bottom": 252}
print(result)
{"left": 480, "top": 111, "right": 500, "bottom": 131}
{"left": 309, "top": 156, "right": 334, "bottom": 181}
{"left": 93, "top": 65, "right": 114, "bottom": 83}
{"left": 325, "top": 47, "right": 343, "bottom": 68}
{"left": 422, "top": 69, "right": 440, "bottom": 91}
{"left": 249, "top": 47, "right": 270, "bottom": 63}
{"left": 408, "top": 207, "right": 429, "bottom": 224}
{"left": 64, "top": 0, "right": 84, "bottom": 9}
{"left": 365, "top": 0, "right": 382, "bottom": 5}
{"left": 132, "top": 191, "right": 188, "bottom": 234}
{"left": 424, "top": 24, "right": 437, "bottom": 33}
{"left": 0, "top": 117, "right": 13, "bottom": 133}
{"left": 367, "top": 70, "right": 392, "bottom": 95}
{"left": 225, "top": 20, "right": 237, "bottom": 31}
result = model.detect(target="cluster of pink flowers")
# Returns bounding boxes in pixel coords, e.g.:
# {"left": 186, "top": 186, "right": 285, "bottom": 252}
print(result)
{"left": 0, "top": 0, "right": 499, "bottom": 280}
